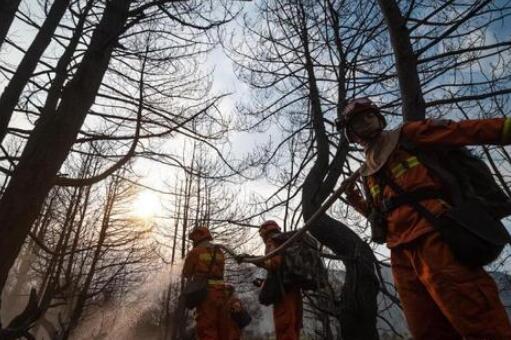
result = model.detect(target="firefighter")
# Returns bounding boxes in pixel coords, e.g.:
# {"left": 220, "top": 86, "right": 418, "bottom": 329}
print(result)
{"left": 339, "top": 97, "right": 511, "bottom": 339}
{"left": 257, "top": 220, "right": 303, "bottom": 340}
{"left": 182, "top": 227, "right": 231, "bottom": 340}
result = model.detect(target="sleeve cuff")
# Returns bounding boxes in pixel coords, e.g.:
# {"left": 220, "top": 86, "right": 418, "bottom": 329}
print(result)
{"left": 502, "top": 117, "right": 511, "bottom": 144}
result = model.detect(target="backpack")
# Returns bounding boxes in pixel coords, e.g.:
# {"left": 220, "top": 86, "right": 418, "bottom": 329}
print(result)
{"left": 272, "top": 231, "right": 328, "bottom": 290}
{"left": 392, "top": 139, "right": 511, "bottom": 266}
{"left": 182, "top": 246, "right": 218, "bottom": 309}
{"left": 258, "top": 270, "right": 285, "bottom": 306}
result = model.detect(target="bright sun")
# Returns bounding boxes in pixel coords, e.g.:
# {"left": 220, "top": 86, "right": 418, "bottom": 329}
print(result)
{"left": 133, "top": 191, "right": 162, "bottom": 219}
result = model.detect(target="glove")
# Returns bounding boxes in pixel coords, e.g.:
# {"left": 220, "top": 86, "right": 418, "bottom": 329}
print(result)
{"left": 235, "top": 253, "right": 252, "bottom": 264}
{"left": 230, "top": 301, "right": 243, "bottom": 313}
{"left": 252, "top": 278, "right": 264, "bottom": 287}
{"left": 345, "top": 180, "right": 363, "bottom": 204}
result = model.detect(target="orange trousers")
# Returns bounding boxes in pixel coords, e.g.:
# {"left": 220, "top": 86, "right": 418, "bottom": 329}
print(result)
{"left": 225, "top": 301, "right": 242, "bottom": 340}
{"left": 195, "top": 286, "right": 233, "bottom": 340}
{"left": 226, "top": 321, "right": 241, "bottom": 340}
{"left": 273, "top": 286, "right": 303, "bottom": 340}
{"left": 391, "top": 232, "right": 511, "bottom": 340}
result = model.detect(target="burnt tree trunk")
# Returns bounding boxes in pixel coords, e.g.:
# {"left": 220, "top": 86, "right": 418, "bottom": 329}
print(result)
{"left": 377, "top": 0, "right": 425, "bottom": 121}
{"left": 298, "top": 3, "right": 379, "bottom": 339}
{"left": 3, "top": 193, "right": 56, "bottom": 311}
{"left": 42, "top": 0, "right": 95, "bottom": 119}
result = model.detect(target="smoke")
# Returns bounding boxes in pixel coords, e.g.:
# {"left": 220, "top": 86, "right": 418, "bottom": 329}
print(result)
{"left": 72, "top": 263, "right": 184, "bottom": 340}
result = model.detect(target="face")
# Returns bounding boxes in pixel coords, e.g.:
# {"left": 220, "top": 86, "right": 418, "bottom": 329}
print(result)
{"left": 347, "top": 111, "right": 383, "bottom": 143}
{"left": 259, "top": 231, "right": 269, "bottom": 243}
{"left": 260, "top": 230, "right": 276, "bottom": 243}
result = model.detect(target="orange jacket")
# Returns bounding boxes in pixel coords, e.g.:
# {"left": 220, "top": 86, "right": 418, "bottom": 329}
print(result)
{"left": 263, "top": 235, "right": 303, "bottom": 340}
{"left": 182, "top": 242, "right": 225, "bottom": 281}
{"left": 351, "top": 117, "right": 511, "bottom": 247}
{"left": 262, "top": 237, "right": 283, "bottom": 271}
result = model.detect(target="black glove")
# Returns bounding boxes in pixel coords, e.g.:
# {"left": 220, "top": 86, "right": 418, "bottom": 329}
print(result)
{"left": 235, "top": 253, "right": 255, "bottom": 264}
{"left": 252, "top": 278, "right": 264, "bottom": 287}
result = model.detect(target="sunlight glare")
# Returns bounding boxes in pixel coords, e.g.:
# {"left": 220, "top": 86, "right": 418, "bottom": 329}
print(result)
{"left": 133, "top": 191, "right": 162, "bottom": 219}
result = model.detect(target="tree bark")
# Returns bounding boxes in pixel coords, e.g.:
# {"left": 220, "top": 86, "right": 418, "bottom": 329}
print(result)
{"left": 42, "top": 0, "right": 94, "bottom": 119}
{"left": 302, "top": 166, "right": 380, "bottom": 340}
{"left": 298, "top": 4, "right": 379, "bottom": 338}
{"left": 0, "top": 0, "right": 130, "bottom": 293}
{"left": 3, "top": 194, "right": 55, "bottom": 312}
{"left": 377, "top": 0, "right": 425, "bottom": 121}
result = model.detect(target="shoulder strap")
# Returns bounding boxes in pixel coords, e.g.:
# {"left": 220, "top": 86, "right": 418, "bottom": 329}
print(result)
{"left": 398, "top": 135, "right": 416, "bottom": 151}
{"left": 399, "top": 136, "right": 463, "bottom": 205}
{"left": 381, "top": 171, "right": 441, "bottom": 227}
{"left": 206, "top": 246, "right": 219, "bottom": 276}
{"left": 366, "top": 170, "right": 388, "bottom": 210}
{"left": 361, "top": 177, "right": 375, "bottom": 210}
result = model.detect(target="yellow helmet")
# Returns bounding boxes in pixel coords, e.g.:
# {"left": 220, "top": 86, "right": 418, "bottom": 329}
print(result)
{"left": 188, "top": 226, "right": 212, "bottom": 244}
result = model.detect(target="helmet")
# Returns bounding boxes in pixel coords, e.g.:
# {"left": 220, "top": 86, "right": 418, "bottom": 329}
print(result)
{"left": 259, "top": 220, "right": 281, "bottom": 239}
{"left": 335, "top": 97, "right": 386, "bottom": 142}
{"left": 188, "top": 226, "right": 212, "bottom": 244}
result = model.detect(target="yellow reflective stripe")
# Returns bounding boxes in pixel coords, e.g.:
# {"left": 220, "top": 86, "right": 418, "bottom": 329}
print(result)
{"left": 208, "top": 279, "right": 224, "bottom": 285}
{"left": 370, "top": 185, "right": 380, "bottom": 198}
{"left": 502, "top": 117, "right": 511, "bottom": 143}
{"left": 199, "top": 253, "right": 213, "bottom": 261}
{"left": 438, "top": 199, "right": 452, "bottom": 209}
{"left": 392, "top": 165, "right": 405, "bottom": 178}
{"left": 406, "top": 157, "right": 420, "bottom": 168}
{"left": 391, "top": 157, "right": 420, "bottom": 178}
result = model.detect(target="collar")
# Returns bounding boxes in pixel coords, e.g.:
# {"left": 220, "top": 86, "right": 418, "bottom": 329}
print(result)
{"left": 360, "top": 126, "right": 402, "bottom": 176}
{"left": 195, "top": 240, "right": 212, "bottom": 248}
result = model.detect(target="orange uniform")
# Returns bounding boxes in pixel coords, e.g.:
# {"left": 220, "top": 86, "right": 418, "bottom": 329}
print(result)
{"left": 350, "top": 117, "right": 511, "bottom": 339}
{"left": 182, "top": 242, "right": 231, "bottom": 340}
{"left": 225, "top": 291, "right": 243, "bottom": 340}
{"left": 264, "top": 237, "right": 303, "bottom": 340}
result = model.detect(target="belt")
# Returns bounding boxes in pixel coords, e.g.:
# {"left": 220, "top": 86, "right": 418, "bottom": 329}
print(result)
{"left": 381, "top": 187, "right": 446, "bottom": 214}
{"left": 208, "top": 279, "right": 224, "bottom": 285}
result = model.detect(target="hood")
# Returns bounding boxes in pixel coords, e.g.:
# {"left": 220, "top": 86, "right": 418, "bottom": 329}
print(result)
{"left": 360, "top": 126, "right": 402, "bottom": 176}
{"left": 195, "top": 239, "right": 212, "bottom": 248}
